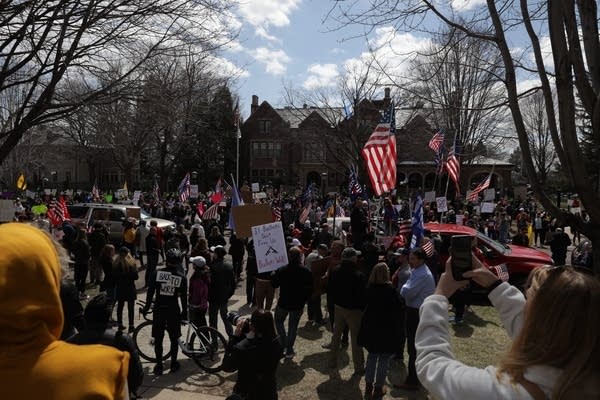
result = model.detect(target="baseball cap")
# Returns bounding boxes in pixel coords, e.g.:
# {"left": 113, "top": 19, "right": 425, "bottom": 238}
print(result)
{"left": 189, "top": 256, "right": 206, "bottom": 267}
{"left": 210, "top": 245, "right": 226, "bottom": 255}
{"left": 341, "top": 247, "right": 361, "bottom": 260}
{"left": 291, "top": 238, "right": 302, "bottom": 246}
{"left": 393, "top": 247, "right": 409, "bottom": 256}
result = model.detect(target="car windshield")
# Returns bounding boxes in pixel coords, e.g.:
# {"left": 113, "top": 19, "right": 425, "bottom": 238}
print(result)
{"left": 140, "top": 210, "right": 150, "bottom": 219}
{"left": 476, "top": 231, "right": 509, "bottom": 255}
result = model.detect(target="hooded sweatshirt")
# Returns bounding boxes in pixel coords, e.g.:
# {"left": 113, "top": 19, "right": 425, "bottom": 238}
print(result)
{"left": 0, "top": 223, "right": 129, "bottom": 399}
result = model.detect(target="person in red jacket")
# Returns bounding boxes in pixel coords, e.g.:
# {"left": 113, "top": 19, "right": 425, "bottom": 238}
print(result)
{"left": 188, "top": 256, "right": 210, "bottom": 328}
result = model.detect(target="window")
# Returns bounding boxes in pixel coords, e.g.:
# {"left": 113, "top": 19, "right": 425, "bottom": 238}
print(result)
{"left": 252, "top": 141, "right": 282, "bottom": 158}
{"left": 259, "top": 120, "right": 271, "bottom": 134}
{"left": 303, "top": 143, "right": 325, "bottom": 163}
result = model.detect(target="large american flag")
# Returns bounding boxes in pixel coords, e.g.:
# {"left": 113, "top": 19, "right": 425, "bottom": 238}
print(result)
{"left": 361, "top": 102, "right": 397, "bottom": 196}
{"left": 178, "top": 172, "right": 191, "bottom": 203}
{"left": 428, "top": 129, "right": 445, "bottom": 153}
{"left": 467, "top": 174, "right": 492, "bottom": 202}
{"left": 47, "top": 196, "right": 70, "bottom": 227}
{"left": 445, "top": 138, "right": 461, "bottom": 193}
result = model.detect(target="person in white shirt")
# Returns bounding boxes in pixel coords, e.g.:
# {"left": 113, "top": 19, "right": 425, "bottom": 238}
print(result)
{"left": 416, "top": 258, "right": 600, "bottom": 399}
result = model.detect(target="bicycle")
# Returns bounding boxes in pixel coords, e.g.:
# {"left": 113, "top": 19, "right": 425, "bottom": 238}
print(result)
{"left": 132, "top": 300, "right": 229, "bottom": 373}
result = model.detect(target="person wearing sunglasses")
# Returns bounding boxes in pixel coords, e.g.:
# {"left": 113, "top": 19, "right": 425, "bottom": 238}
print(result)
{"left": 415, "top": 257, "right": 600, "bottom": 399}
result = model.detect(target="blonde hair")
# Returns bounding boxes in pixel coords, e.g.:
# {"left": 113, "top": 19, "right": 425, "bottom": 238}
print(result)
{"left": 113, "top": 250, "right": 137, "bottom": 273}
{"left": 498, "top": 266, "right": 600, "bottom": 398}
{"left": 368, "top": 262, "right": 390, "bottom": 286}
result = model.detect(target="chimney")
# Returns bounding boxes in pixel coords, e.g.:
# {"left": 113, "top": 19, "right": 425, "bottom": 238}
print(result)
{"left": 251, "top": 95, "right": 259, "bottom": 114}
{"left": 384, "top": 87, "right": 390, "bottom": 99}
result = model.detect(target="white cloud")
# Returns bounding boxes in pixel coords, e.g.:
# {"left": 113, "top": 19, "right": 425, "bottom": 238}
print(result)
{"left": 255, "top": 26, "right": 280, "bottom": 43}
{"left": 303, "top": 63, "right": 339, "bottom": 89}
{"left": 538, "top": 36, "right": 554, "bottom": 69}
{"left": 251, "top": 47, "right": 290, "bottom": 75}
{"left": 517, "top": 78, "right": 541, "bottom": 96}
{"left": 238, "top": 0, "right": 301, "bottom": 41}
{"left": 331, "top": 48, "right": 345, "bottom": 55}
{"left": 450, "top": 0, "right": 486, "bottom": 12}
{"left": 206, "top": 55, "right": 250, "bottom": 79}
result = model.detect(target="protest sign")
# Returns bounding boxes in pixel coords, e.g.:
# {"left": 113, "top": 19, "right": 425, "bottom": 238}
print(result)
{"left": 455, "top": 214, "right": 464, "bottom": 226}
{"left": 132, "top": 190, "right": 141, "bottom": 206}
{"left": 484, "top": 188, "right": 495, "bottom": 201}
{"left": 0, "top": 200, "right": 14, "bottom": 222}
{"left": 251, "top": 183, "right": 260, "bottom": 192}
{"left": 231, "top": 204, "right": 273, "bottom": 237}
{"left": 424, "top": 191, "right": 436, "bottom": 203}
{"left": 436, "top": 196, "right": 448, "bottom": 212}
{"left": 481, "top": 202, "right": 495, "bottom": 214}
{"left": 190, "top": 185, "right": 199, "bottom": 198}
{"left": 252, "top": 222, "right": 288, "bottom": 273}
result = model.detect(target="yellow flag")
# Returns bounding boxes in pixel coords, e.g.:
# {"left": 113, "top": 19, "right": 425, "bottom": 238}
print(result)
{"left": 16, "top": 174, "right": 27, "bottom": 190}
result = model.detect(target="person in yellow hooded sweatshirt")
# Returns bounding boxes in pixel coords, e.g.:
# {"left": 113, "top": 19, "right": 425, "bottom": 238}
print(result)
{"left": 0, "top": 223, "right": 130, "bottom": 399}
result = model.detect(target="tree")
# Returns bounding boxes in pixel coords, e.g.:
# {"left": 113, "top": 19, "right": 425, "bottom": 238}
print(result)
{"left": 331, "top": 0, "right": 600, "bottom": 275}
{"left": 0, "top": 0, "right": 236, "bottom": 164}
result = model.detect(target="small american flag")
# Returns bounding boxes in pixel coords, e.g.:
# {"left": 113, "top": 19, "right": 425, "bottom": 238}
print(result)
{"left": 492, "top": 264, "right": 509, "bottom": 282}
{"left": 467, "top": 174, "right": 492, "bottom": 202}
{"left": 178, "top": 172, "right": 191, "bottom": 203}
{"left": 428, "top": 129, "right": 445, "bottom": 153}
{"left": 348, "top": 165, "right": 363, "bottom": 197}
{"left": 272, "top": 204, "right": 281, "bottom": 221}
{"left": 299, "top": 204, "right": 311, "bottom": 224}
{"left": 47, "top": 196, "right": 70, "bottom": 227}
{"left": 91, "top": 181, "right": 100, "bottom": 201}
{"left": 203, "top": 203, "right": 219, "bottom": 220}
{"left": 445, "top": 138, "right": 461, "bottom": 193}
{"left": 398, "top": 219, "right": 412, "bottom": 235}
{"left": 422, "top": 240, "right": 435, "bottom": 257}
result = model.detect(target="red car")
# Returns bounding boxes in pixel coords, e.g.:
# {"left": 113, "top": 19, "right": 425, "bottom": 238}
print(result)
{"left": 425, "top": 223, "right": 553, "bottom": 289}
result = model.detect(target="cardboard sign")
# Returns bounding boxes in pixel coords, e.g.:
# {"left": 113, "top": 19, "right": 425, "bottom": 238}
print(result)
{"left": 481, "top": 202, "right": 495, "bottom": 214}
{"left": 424, "top": 191, "right": 436, "bottom": 203}
{"left": 240, "top": 187, "right": 253, "bottom": 204}
{"left": 231, "top": 203, "right": 273, "bottom": 237}
{"left": 132, "top": 190, "right": 141, "bottom": 206}
{"left": 0, "top": 200, "right": 14, "bottom": 222}
{"left": 251, "top": 183, "right": 260, "bottom": 192}
{"left": 484, "top": 188, "right": 495, "bottom": 201}
{"left": 190, "top": 185, "right": 199, "bottom": 198}
{"left": 436, "top": 196, "right": 448, "bottom": 213}
{"left": 126, "top": 207, "right": 141, "bottom": 220}
{"left": 252, "top": 222, "right": 289, "bottom": 273}
{"left": 455, "top": 214, "right": 464, "bottom": 226}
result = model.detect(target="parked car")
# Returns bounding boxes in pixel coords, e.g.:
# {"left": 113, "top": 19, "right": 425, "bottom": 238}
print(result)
{"left": 68, "top": 203, "right": 175, "bottom": 243}
{"left": 425, "top": 223, "right": 554, "bottom": 290}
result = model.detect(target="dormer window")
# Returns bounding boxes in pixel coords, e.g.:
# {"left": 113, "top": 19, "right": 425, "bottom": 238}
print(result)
{"left": 259, "top": 120, "right": 271, "bottom": 134}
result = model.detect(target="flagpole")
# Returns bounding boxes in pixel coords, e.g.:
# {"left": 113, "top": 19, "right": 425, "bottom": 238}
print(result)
{"left": 441, "top": 130, "right": 458, "bottom": 223}
{"left": 236, "top": 136, "right": 240, "bottom": 189}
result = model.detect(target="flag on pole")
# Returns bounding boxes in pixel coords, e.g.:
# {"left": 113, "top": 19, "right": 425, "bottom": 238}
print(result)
{"left": 271, "top": 201, "right": 281, "bottom": 222}
{"left": 410, "top": 195, "right": 424, "bottom": 249}
{"left": 203, "top": 203, "right": 219, "bottom": 220}
{"left": 211, "top": 177, "right": 224, "bottom": 204}
{"left": 47, "top": 196, "right": 70, "bottom": 226}
{"left": 16, "top": 173, "right": 27, "bottom": 190}
{"left": 348, "top": 165, "right": 363, "bottom": 199}
{"left": 91, "top": 181, "right": 100, "bottom": 201}
{"left": 398, "top": 219, "right": 412, "bottom": 235}
{"left": 361, "top": 102, "right": 397, "bottom": 196}
{"left": 445, "top": 137, "right": 461, "bottom": 193}
{"left": 428, "top": 129, "right": 445, "bottom": 153}
{"left": 467, "top": 174, "right": 492, "bottom": 202}
{"left": 301, "top": 182, "right": 315, "bottom": 205}
{"left": 422, "top": 240, "right": 435, "bottom": 257}
{"left": 178, "top": 172, "right": 191, "bottom": 203}
{"left": 228, "top": 180, "right": 244, "bottom": 231}
{"left": 299, "top": 204, "right": 312, "bottom": 224}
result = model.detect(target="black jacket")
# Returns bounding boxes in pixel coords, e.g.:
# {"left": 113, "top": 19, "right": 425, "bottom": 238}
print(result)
{"left": 271, "top": 263, "right": 313, "bottom": 311}
{"left": 209, "top": 258, "right": 236, "bottom": 304}
{"left": 113, "top": 265, "right": 138, "bottom": 302}
{"left": 357, "top": 283, "right": 404, "bottom": 353}
{"left": 67, "top": 328, "right": 144, "bottom": 394}
{"left": 327, "top": 260, "right": 367, "bottom": 310}
{"left": 59, "top": 281, "right": 85, "bottom": 340}
{"left": 222, "top": 335, "right": 283, "bottom": 400}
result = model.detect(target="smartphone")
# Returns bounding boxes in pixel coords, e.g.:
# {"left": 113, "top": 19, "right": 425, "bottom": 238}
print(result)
{"left": 451, "top": 235, "right": 473, "bottom": 280}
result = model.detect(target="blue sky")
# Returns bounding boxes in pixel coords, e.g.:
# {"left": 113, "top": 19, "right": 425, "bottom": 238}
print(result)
{"left": 221, "top": 0, "right": 553, "bottom": 118}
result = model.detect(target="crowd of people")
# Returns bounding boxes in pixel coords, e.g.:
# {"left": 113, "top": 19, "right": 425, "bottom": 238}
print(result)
{"left": 1, "top": 188, "right": 598, "bottom": 400}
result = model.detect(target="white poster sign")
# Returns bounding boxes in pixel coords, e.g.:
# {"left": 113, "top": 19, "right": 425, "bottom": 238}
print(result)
{"left": 190, "top": 185, "right": 199, "bottom": 199}
{"left": 484, "top": 188, "right": 495, "bottom": 201}
{"left": 44, "top": 189, "right": 51, "bottom": 195}
{"left": 252, "top": 222, "right": 289, "bottom": 273}
{"left": 455, "top": 214, "right": 464, "bottom": 226}
{"left": 251, "top": 183, "right": 260, "bottom": 192}
{"left": 436, "top": 196, "right": 448, "bottom": 213}
{"left": 571, "top": 207, "right": 581, "bottom": 215}
{"left": 0, "top": 200, "right": 14, "bottom": 222}
{"left": 481, "top": 202, "right": 496, "bottom": 213}
{"left": 424, "top": 191, "right": 436, "bottom": 203}
{"left": 132, "top": 190, "right": 142, "bottom": 206}
{"left": 25, "top": 190, "right": 36, "bottom": 199}
{"left": 64, "top": 189, "right": 73, "bottom": 196}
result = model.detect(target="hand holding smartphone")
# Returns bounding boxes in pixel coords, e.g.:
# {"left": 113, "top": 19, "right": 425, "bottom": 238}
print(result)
{"left": 450, "top": 235, "right": 473, "bottom": 281}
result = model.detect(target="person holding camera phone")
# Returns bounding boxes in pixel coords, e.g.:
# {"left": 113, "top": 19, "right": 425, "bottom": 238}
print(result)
{"left": 222, "top": 309, "right": 284, "bottom": 400}
{"left": 416, "top": 255, "right": 600, "bottom": 399}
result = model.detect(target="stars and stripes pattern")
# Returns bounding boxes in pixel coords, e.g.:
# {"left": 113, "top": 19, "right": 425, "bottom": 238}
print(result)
{"left": 428, "top": 129, "right": 445, "bottom": 153}
{"left": 272, "top": 202, "right": 281, "bottom": 222}
{"left": 348, "top": 165, "right": 363, "bottom": 197}
{"left": 445, "top": 138, "right": 461, "bottom": 193}
{"left": 178, "top": 172, "right": 191, "bottom": 203}
{"left": 361, "top": 102, "right": 397, "bottom": 196}
{"left": 398, "top": 219, "right": 412, "bottom": 235}
{"left": 299, "top": 204, "right": 312, "bottom": 224}
{"left": 47, "top": 196, "right": 70, "bottom": 227}
{"left": 203, "top": 203, "right": 219, "bottom": 220}
{"left": 422, "top": 240, "right": 435, "bottom": 257}
{"left": 492, "top": 263, "right": 509, "bottom": 282}
{"left": 467, "top": 174, "right": 492, "bottom": 202}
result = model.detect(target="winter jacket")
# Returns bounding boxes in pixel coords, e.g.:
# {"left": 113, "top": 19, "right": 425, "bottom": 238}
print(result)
{"left": 113, "top": 264, "right": 138, "bottom": 302}
{"left": 358, "top": 283, "right": 404, "bottom": 354}
{"left": 327, "top": 260, "right": 367, "bottom": 310}
{"left": 271, "top": 263, "right": 313, "bottom": 311}
{"left": 208, "top": 258, "right": 236, "bottom": 304}
{"left": 189, "top": 270, "right": 210, "bottom": 310}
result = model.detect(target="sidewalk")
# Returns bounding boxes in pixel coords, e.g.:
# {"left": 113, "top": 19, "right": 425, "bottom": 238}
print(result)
{"left": 138, "top": 387, "right": 226, "bottom": 400}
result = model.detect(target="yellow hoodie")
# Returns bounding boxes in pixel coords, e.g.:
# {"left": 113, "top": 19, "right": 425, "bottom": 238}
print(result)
{"left": 0, "top": 223, "right": 129, "bottom": 399}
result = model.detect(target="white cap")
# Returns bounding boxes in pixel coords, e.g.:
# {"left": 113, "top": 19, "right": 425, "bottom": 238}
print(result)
{"left": 291, "top": 238, "right": 302, "bottom": 246}
{"left": 189, "top": 256, "right": 206, "bottom": 267}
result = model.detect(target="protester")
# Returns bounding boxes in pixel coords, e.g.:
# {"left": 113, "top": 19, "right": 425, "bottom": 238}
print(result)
{"left": 208, "top": 225, "right": 226, "bottom": 248}
{"left": 208, "top": 245, "right": 236, "bottom": 337}
{"left": 100, "top": 244, "right": 117, "bottom": 302}
{"left": 145, "top": 227, "right": 160, "bottom": 288}
{"left": 396, "top": 247, "right": 435, "bottom": 391}
{"left": 135, "top": 220, "right": 150, "bottom": 269}
{"left": 222, "top": 309, "right": 283, "bottom": 400}
{"left": 0, "top": 223, "right": 130, "bottom": 399}
{"left": 390, "top": 247, "right": 410, "bottom": 360}
{"left": 416, "top": 258, "right": 600, "bottom": 399}
{"left": 327, "top": 247, "right": 367, "bottom": 374}
{"left": 245, "top": 239, "right": 258, "bottom": 306}
{"left": 142, "top": 248, "right": 188, "bottom": 375}
{"left": 229, "top": 232, "right": 246, "bottom": 281}
{"left": 511, "top": 226, "right": 530, "bottom": 247}
{"left": 271, "top": 246, "right": 313, "bottom": 359}
{"left": 358, "top": 263, "right": 404, "bottom": 399}
{"left": 549, "top": 227, "right": 571, "bottom": 266}
{"left": 68, "top": 293, "right": 144, "bottom": 397}
{"left": 305, "top": 243, "right": 329, "bottom": 325}
{"left": 113, "top": 247, "right": 139, "bottom": 333}
{"left": 188, "top": 255, "right": 210, "bottom": 328}
{"left": 323, "top": 240, "right": 349, "bottom": 348}
{"left": 89, "top": 222, "right": 110, "bottom": 284}
{"left": 72, "top": 227, "right": 91, "bottom": 299}
{"left": 59, "top": 279, "right": 86, "bottom": 340}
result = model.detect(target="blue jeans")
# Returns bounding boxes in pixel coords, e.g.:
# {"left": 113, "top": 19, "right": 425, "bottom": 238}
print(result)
{"left": 365, "top": 352, "right": 392, "bottom": 386}
{"left": 274, "top": 305, "right": 303, "bottom": 355}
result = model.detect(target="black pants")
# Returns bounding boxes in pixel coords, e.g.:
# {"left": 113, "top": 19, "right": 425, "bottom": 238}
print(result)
{"left": 246, "top": 275, "right": 256, "bottom": 305}
{"left": 450, "top": 287, "right": 471, "bottom": 320}
{"left": 307, "top": 294, "right": 324, "bottom": 323}
{"left": 405, "top": 307, "right": 420, "bottom": 385}
{"left": 190, "top": 308, "right": 207, "bottom": 328}
{"left": 395, "top": 305, "right": 406, "bottom": 358}
{"left": 209, "top": 301, "right": 233, "bottom": 336}
{"left": 74, "top": 263, "right": 88, "bottom": 294}
{"left": 534, "top": 229, "right": 545, "bottom": 246}
{"left": 152, "top": 310, "right": 181, "bottom": 365}
{"left": 146, "top": 253, "right": 158, "bottom": 287}
{"left": 232, "top": 256, "right": 243, "bottom": 278}
{"left": 117, "top": 299, "right": 135, "bottom": 327}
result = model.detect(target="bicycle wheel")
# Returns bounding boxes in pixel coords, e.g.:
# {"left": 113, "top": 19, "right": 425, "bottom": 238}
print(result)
{"left": 188, "top": 326, "right": 228, "bottom": 373}
{"left": 132, "top": 320, "right": 171, "bottom": 362}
